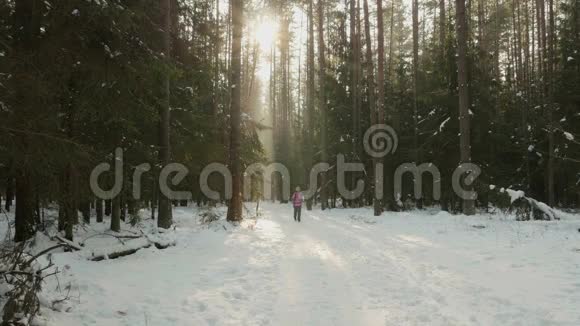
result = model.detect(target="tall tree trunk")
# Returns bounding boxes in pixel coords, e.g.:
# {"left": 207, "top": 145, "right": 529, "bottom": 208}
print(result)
{"left": 318, "top": 0, "right": 328, "bottom": 210}
{"left": 213, "top": 0, "right": 221, "bottom": 123}
{"left": 305, "top": 0, "right": 315, "bottom": 210}
{"left": 412, "top": 0, "right": 420, "bottom": 166}
{"left": 4, "top": 177, "right": 13, "bottom": 212}
{"left": 120, "top": 193, "right": 126, "bottom": 222}
{"left": 279, "top": 17, "right": 290, "bottom": 204}
{"left": 546, "top": 0, "right": 555, "bottom": 206}
{"left": 456, "top": 0, "right": 475, "bottom": 215}
{"left": 226, "top": 0, "right": 243, "bottom": 221}
{"left": 377, "top": 0, "right": 385, "bottom": 127}
{"left": 376, "top": 0, "right": 387, "bottom": 211}
{"left": 58, "top": 199, "right": 65, "bottom": 232}
{"left": 80, "top": 199, "right": 90, "bottom": 224}
{"left": 105, "top": 199, "right": 112, "bottom": 216}
{"left": 111, "top": 196, "right": 121, "bottom": 232}
{"left": 440, "top": 0, "right": 446, "bottom": 57}
{"left": 494, "top": 0, "right": 501, "bottom": 95}
{"left": 363, "top": 0, "right": 381, "bottom": 216}
{"left": 14, "top": 171, "right": 35, "bottom": 242}
{"left": 271, "top": 35, "right": 278, "bottom": 202}
{"left": 96, "top": 199, "right": 104, "bottom": 223}
{"left": 12, "top": 0, "right": 44, "bottom": 242}
{"left": 63, "top": 164, "right": 78, "bottom": 241}
{"left": 350, "top": 0, "right": 361, "bottom": 167}
{"left": 349, "top": 0, "right": 362, "bottom": 207}
{"left": 158, "top": 0, "right": 173, "bottom": 228}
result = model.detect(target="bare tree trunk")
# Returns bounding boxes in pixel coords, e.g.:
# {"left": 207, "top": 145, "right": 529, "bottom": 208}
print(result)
{"left": 456, "top": 0, "right": 475, "bottom": 215}
{"left": 105, "top": 199, "right": 112, "bottom": 216}
{"left": 226, "top": 0, "right": 243, "bottom": 221}
{"left": 305, "top": 0, "right": 315, "bottom": 210}
{"left": 376, "top": 0, "right": 387, "bottom": 211}
{"left": 318, "top": 0, "right": 328, "bottom": 210}
{"left": 412, "top": 0, "right": 420, "bottom": 166}
{"left": 96, "top": 199, "right": 104, "bottom": 223}
{"left": 80, "top": 199, "right": 90, "bottom": 224}
{"left": 547, "top": 0, "right": 555, "bottom": 206}
{"left": 120, "top": 193, "right": 126, "bottom": 222}
{"left": 363, "top": 0, "right": 381, "bottom": 216}
{"left": 279, "top": 17, "right": 290, "bottom": 204}
{"left": 4, "top": 177, "right": 13, "bottom": 212}
{"left": 349, "top": 0, "right": 362, "bottom": 207}
{"left": 213, "top": 0, "right": 221, "bottom": 122}
{"left": 111, "top": 195, "right": 121, "bottom": 232}
{"left": 63, "top": 164, "right": 78, "bottom": 241}
{"left": 158, "top": 0, "right": 173, "bottom": 228}
{"left": 58, "top": 200, "right": 65, "bottom": 231}
{"left": 12, "top": 0, "right": 44, "bottom": 242}
{"left": 350, "top": 0, "right": 361, "bottom": 166}
{"left": 15, "top": 171, "right": 35, "bottom": 242}
{"left": 271, "top": 33, "right": 278, "bottom": 202}
{"left": 440, "top": 0, "right": 446, "bottom": 56}
{"left": 377, "top": 0, "right": 385, "bottom": 128}
{"left": 495, "top": 0, "right": 501, "bottom": 95}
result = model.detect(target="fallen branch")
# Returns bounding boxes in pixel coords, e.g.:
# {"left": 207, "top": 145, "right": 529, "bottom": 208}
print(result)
{"left": 91, "top": 244, "right": 152, "bottom": 262}
{"left": 53, "top": 236, "right": 82, "bottom": 251}
{"left": 80, "top": 233, "right": 142, "bottom": 246}
{"left": 89, "top": 237, "right": 175, "bottom": 262}
{"left": 23, "top": 245, "right": 66, "bottom": 267}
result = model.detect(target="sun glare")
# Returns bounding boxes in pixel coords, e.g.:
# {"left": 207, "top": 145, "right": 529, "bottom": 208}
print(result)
{"left": 253, "top": 18, "right": 279, "bottom": 52}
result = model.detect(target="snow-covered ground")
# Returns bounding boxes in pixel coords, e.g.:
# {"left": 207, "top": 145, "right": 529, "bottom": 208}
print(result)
{"left": 4, "top": 203, "right": 580, "bottom": 325}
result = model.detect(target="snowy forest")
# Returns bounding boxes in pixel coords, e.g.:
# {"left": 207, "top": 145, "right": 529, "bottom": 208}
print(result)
{"left": 0, "top": 0, "right": 579, "bottom": 325}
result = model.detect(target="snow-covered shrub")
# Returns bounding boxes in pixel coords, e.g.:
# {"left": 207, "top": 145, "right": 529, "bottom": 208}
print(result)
{"left": 484, "top": 185, "right": 559, "bottom": 221}
{"left": 0, "top": 242, "right": 46, "bottom": 325}
{"left": 129, "top": 212, "right": 141, "bottom": 227}
{"left": 199, "top": 208, "right": 221, "bottom": 224}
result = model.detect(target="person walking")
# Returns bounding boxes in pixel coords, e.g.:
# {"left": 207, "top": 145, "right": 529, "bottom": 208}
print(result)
{"left": 291, "top": 187, "right": 304, "bottom": 222}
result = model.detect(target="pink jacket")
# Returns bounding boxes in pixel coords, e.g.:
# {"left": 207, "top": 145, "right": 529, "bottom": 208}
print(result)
{"left": 292, "top": 192, "right": 304, "bottom": 207}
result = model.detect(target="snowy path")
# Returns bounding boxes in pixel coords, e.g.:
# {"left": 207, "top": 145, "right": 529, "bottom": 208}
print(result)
{"left": 46, "top": 204, "right": 580, "bottom": 326}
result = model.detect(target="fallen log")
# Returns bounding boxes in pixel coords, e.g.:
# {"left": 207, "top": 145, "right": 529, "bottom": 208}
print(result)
{"left": 80, "top": 233, "right": 143, "bottom": 246}
{"left": 91, "top": 243, "right": 152, "bottom": 262}
{"left": 89, "top": 237, "right": 175, "bottom": 262}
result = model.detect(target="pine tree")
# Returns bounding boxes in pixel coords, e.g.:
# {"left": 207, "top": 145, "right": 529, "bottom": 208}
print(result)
{"left": 456, "top": 0, "right": 476, "bottom": 215}
{"left": 226, "top": 0, "right": 244, "bottom": 222}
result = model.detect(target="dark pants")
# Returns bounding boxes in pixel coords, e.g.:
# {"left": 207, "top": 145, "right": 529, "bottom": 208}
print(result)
{"left": 293, "top": 206, "right": 302, "bottom": 222}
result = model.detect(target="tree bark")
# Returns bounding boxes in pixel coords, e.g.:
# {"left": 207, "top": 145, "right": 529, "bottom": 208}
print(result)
{"left": 363, "top": 0, "right": 381, "bottom": 216}
{"left": 4, "top": 177, "right": 13, "bottom": 212}
{"left": 63, "top": 164, "right": 78, "bottom": 241}
{"left": 96, "top": 199, "right": 104, "bottom": 223}
{"left": 456, "top": 0, "right": 475, "bottom": 215}
{"left": 318, "top": 0, "right": 329, "bottom": 210}
{"left": 412, "top": 0, "right": 420, "bottom": 165}
{"left": 120, "top": 193, "right": 126, "bottom": 222}
{"left": 58, "top": 200, "right": 65, "bottom": 232}
{"left": 15, "top": 171, "right": 35, "bottom": 242}
{"left": 279, "top": 17, "right": 291, "bottom": 204}
{"left": 158, "top": 0, "right": 173, "bottom": 229}
{"left": 350, "top": 0, "right": 361, "bottom": 170}
{"left": 226, "top": 0, "right": 243, "bottom": 222}
{"left": 80, "top": 199, "right": 90, "bottom": 224}
{"left": 440, "top": 0, "right": 446, "bottom": 57}
{"left": 305, "top": 0, "right": 316, "bottom": 210}
{"left": 547, "top": 0, "right": 555, "bottom": 206}
{"left": 111, "top": 196, "right": 121, "bottom": 232}
{"left": 105, "top": 199, "right": 112, "bottom": 216}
